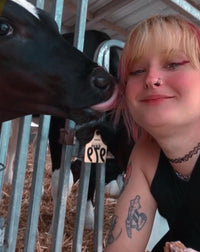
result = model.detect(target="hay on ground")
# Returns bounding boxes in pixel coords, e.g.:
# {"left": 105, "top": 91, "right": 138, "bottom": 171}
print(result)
{"left": 0, "top": 146, "right": 117, "bottom": 251}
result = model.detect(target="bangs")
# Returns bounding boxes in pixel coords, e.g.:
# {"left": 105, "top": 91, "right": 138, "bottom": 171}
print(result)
{"left": 120, "top": 15, "right": 200, "bottom": 85}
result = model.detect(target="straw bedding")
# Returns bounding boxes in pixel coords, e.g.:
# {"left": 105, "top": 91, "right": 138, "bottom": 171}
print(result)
{"left": 0, "top": 145, "right": 117, "bottom": 251}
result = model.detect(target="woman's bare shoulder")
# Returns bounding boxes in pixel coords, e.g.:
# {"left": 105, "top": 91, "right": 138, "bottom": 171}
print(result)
{"left": 130, "top": 133, "right": 160, "bottom": 185}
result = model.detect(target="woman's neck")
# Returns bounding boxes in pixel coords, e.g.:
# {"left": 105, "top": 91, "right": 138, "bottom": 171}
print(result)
{"left": 147, "top": 123, "right": 200, "bottom": 175}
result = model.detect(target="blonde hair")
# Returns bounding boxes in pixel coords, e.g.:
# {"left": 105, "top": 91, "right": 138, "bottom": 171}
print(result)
{"left": 114, "top": 15, "right": 200, "bottom": 140}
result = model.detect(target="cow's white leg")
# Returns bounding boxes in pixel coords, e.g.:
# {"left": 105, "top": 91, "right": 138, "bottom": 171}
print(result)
{"left": 4, "top": 118, "right": 20, "bottom": 185}
{"left": 84, "top": 200, "right": 95, "bottom": 229}
{"left": 116, "top": 173, "right": 124, "bottom": 193}
{"left": 105, "top": 174, "right": 124, "bottom": 197}
{"left": 83, "top": 174, "right": 125, "bottom": 231}
{"left": 49, "top": 168, "right": 73, "bottom": 234}
{"left": 84, "top": 174, "right": 124, "bottom": 230}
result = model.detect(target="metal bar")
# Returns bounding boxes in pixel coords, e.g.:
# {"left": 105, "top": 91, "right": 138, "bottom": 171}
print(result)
{"left": 94, "top": 163, "right": 106, "bottom": 252}
{"left": 50, "top": 0, "right": 78, "bottom": 251}
{"left": 71, "top": 1, "right": 89, "bottom": 251}
{"left": 91, "top": 39, "right": 124, "bottom": 251}
{"left": 51, "top": 0, "right": 88, "bottom": 250}
{"left": 51, "top": 129, "right": 74, "bottom": 252}
{"left": 51, "top": 0, "right": 65, "bottom": 31}
{"left": 4, "top": 115, "right": 32, "bottom": 252}
{"left": 0, "top": 121, "right": 12, "bottom": 201}
{"left": 72, "top": 162, "right": 91, "bottom": 252}
{"left": 93, "top": 39, "right": 125, "bottom": 69}
{"left": 166, "top": 0, "right": 200, "bottom": 21}
{"left": 24, "top": 115, "right": 50, "bottom": 252}
{"left": 35, "top": 0, "right": 45, "bottom": 9}
{"left": 73, "top": 0, "right": 89, "bottom": 50}
{"left": 22, "top": 3, "right": 48, "bottom": 252}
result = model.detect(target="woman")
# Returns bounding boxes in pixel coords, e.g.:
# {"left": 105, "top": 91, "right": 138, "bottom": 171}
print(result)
{"left": 105, "top": 15, "right": 200, "bottom": 252}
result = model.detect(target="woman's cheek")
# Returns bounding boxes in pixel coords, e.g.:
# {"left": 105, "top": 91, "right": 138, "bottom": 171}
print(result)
{"left": 125, "top": 81, "right": 140, "bottom": 104}
{"left": 126, "top": 80, "right": 137, "bottom": 95}
{"left": 125, "top": 90, "right": 138, "bottom": 118}
{"left": 125, "top": 86, "right": 134, "bottom": 107}
{"left": 167, "top": 71, "right": 192, "bottom": 91}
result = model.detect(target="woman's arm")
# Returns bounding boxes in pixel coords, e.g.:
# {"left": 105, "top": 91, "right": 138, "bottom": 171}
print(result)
{"left": 105, "top": 136, "right": 159, "bottom": 252}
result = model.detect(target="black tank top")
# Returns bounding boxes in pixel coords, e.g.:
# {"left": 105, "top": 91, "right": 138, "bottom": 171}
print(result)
{"left": 150, "top": 151, "right": 200, "bottom": 251}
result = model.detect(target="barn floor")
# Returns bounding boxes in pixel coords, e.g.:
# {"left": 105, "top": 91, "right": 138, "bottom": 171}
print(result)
{"left": 0, "top": 145, "right": 117, "bottom": 251}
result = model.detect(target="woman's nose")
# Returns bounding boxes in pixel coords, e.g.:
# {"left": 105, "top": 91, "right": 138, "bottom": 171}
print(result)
{"left": 144, "top": 76, "right": 163, "bottom": 89}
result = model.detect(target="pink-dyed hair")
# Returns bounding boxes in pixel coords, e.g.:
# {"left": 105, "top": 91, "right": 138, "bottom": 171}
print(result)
{"left": 113, "top": 15, "right": 200, "bottom": 141}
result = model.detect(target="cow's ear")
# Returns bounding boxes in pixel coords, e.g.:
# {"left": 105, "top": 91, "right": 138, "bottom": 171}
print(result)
{"left": 0, "top": 18, "right": 13, "bottom": 36}
{"left": 37, "top": 10, "right": 59, "bottom": 33}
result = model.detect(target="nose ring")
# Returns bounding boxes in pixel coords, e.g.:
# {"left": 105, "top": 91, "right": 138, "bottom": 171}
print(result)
{"left": 154, "top": 77, "right": 162, "bottom": 86}
{"left": 145, "top": 77, "right": 163, "bottom": 88}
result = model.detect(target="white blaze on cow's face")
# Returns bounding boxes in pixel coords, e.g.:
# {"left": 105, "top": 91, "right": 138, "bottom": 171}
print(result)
{"left": 10, "top": 0, "right": 39, "bottom": 19}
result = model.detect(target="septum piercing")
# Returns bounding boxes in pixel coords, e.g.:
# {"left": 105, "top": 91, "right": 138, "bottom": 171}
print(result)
{"left": 154, "top": 77, "right": 162, "bottom": 86}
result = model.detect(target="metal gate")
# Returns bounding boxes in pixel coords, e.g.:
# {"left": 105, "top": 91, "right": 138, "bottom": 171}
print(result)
{"left": 0, "top": 0, "right": 124, "bottom": 251}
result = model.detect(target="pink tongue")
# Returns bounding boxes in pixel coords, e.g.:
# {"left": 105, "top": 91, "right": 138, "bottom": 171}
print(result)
{"left": 91, "top": 86, "right": 118, "bottom": 112}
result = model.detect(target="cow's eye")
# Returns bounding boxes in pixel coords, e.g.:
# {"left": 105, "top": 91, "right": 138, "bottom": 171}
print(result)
{"left": 0, "top": 22, "right": 13, "bottom": 36}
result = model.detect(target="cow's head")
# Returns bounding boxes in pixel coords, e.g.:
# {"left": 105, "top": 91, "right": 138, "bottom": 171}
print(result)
{"left": 0, "top": 0, "right": 118, "bottom": 123}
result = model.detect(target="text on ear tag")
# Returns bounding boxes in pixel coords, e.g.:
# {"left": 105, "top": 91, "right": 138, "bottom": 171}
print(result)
{"left": 84, "top": 130, "right": 107, "bottom": 163}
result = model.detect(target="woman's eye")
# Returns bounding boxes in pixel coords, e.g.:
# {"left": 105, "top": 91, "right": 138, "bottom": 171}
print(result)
{"left": 167, "top": 62, "right": 180, "bottom": 70}
{"left": 129, "top": 69, "right": 145, "bottom": 75}
{"left": 166, "top": 61, "right": 190, "bottom": 70}
{"left": 0, "top": 22, "right": 13, "bottom": 36}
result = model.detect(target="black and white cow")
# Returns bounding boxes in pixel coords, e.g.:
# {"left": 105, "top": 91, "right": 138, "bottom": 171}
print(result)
{"left": 1, "top": 0, "right": 118, "bottom": 185}
{"left": 0, "top": 0, "right": 117, "bottom": 124}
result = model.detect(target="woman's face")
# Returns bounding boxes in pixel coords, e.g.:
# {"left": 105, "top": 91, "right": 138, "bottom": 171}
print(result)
{"left": 125, "top": 49, "right": 200, "bottom": 132}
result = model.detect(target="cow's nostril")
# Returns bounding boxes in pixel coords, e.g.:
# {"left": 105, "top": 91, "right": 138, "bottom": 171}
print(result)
{"left": 93, "top": 76, "right": 109, "bottom": 89}
{"left": 91, "top": 67, "right": 113, "bottom": 90}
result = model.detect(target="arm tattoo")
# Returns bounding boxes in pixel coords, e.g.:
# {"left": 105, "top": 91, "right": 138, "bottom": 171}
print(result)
{"left": 126, "top": 195, "right": 147, "bottom": 238}
{"left": 106, "top": 214, "right": 122, "bottom": 246}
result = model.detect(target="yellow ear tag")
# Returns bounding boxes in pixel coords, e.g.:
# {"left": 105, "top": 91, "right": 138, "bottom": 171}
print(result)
{"left": 0, "top": 0, "right": 6, "bottom": 16}
{"left": 84, "top": 130, "right": 107, "bottom": 163}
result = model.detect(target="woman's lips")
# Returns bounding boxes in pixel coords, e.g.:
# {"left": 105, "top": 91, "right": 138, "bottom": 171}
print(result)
{"left": 140, "top": 95, "right": 174, "bottom": 104}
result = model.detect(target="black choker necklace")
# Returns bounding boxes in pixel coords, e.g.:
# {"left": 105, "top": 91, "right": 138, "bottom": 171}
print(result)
{"left": 168, "top": 142, "right": 200, "bottom": 164}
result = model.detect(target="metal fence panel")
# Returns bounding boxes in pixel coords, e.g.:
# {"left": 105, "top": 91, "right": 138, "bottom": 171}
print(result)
{"left": 24, "top": 115, "right": 50, "bottom": 252}
{"left": 4, "top": 115, "right": 32, "bottom": 252}
{"left": 0, "top": 0, "right": 124, "bottom": 251}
